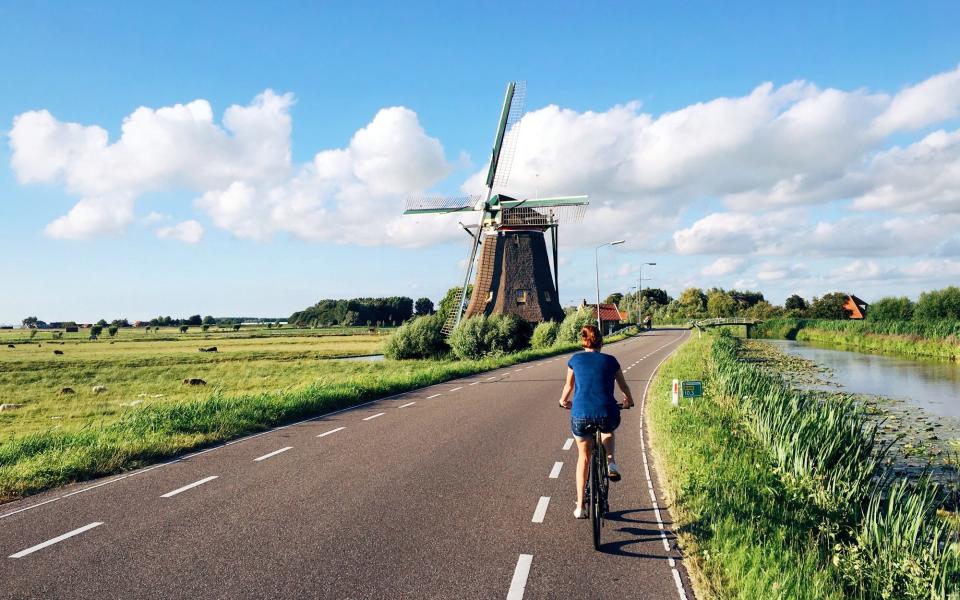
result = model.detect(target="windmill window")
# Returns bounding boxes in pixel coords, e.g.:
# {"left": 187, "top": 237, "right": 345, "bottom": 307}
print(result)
{"left": 543, "top": 291, "right": 552, "bottom": 302}
{"left": 486, "top": 291, "right": 494, "bottom": 303}
{"left": 516, "top": 290, "right": 528, "bottom": 304}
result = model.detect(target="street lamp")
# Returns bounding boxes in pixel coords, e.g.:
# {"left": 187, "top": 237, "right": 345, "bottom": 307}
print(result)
{"left": 637, "top": 262, "right": 656, "bottom": 327}
{"left": 595, "top": 240, "right": 625, "bottom": 331}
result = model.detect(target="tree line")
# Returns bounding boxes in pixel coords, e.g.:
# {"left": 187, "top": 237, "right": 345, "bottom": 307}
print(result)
{"left": 288, "top": 297, "right": 418, "bottom": 327}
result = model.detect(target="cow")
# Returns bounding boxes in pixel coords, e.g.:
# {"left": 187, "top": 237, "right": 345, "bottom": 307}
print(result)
{"left": 182, "top": 378, "right": 207, "bottom": 386}
{"left": 6, "top": 344, "right": 13, "bottom": 349}
{"left": 92, "top": 385, "right": 107, "bottom": 394}
{"left": 198, "top": 347, "right": 218, "bottom": 353}
{"left": 53, "top": 350, "right": 64, "bottom": 355}
{"left": 59, "top": 387, "right": 75, "bottom": 395}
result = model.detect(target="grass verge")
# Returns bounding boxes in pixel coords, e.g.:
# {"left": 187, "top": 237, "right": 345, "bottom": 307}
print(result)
{"left": 646, "top": 334, "right": 845, "bottom": 599}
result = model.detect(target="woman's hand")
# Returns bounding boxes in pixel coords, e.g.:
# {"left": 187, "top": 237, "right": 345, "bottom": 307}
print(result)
{"left": 559, "top": 398, "right": 572, "bottom": 409}
{"left": 620, "top": 396, "right": 635, "bottom": 409}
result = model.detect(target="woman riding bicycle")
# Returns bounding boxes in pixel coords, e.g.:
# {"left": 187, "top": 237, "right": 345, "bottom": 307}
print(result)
{"left": 558, "top": 325, "right": 634, "bottom": 519}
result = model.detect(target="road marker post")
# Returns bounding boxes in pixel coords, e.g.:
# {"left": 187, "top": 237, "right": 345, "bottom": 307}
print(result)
{"left": 672, "top": 379, "right": 679, "bottom": 406}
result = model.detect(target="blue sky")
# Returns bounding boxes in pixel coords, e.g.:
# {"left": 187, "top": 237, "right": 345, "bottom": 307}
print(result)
{"left": 2, "top": 1, "right": 960, "bottom": 324}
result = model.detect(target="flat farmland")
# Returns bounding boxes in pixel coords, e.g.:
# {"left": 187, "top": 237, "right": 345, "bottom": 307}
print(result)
{"left": 0, "top": 327, "right": 386, "bottom": 440}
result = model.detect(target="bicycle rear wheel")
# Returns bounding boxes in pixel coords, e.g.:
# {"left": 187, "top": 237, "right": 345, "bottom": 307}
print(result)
{"left": 589, "top": 445, "right": 602, "bottom": 549}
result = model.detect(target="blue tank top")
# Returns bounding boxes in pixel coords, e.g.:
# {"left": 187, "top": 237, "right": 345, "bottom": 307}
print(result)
{"left": 567, "top": 351, "right": 621, "bottom": 419}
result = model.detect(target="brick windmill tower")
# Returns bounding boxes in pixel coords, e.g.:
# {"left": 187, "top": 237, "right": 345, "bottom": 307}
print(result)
{"left": 403, "top": 82, "right": 589, "bottom": 334}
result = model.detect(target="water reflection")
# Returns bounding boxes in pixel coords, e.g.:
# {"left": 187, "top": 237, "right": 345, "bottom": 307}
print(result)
{"left": 767, "top": 340, "right": 960, "bottom": 418}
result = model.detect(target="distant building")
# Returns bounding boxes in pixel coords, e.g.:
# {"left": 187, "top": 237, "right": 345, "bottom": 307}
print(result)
{"left": 579, "top": 300, "right": 629, "bottom": 335}
{"left": 843, "top": 295, "right": 869, "bottom": 319}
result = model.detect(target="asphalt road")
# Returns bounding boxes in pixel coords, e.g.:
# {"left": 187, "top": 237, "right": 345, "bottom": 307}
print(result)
{"left": 0, "top": 328, "right": 692, "bottom": 599}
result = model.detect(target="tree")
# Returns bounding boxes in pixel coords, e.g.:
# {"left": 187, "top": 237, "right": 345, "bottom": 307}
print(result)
{"left": 677, "top": 288, "right": 708, "bottom": 317}
{"left": 415, "top": 297, "right": 435, "bottom": 316}
{"left": 745, "top": 300, "right": 781, "bottom": 319}
{"left": 808, "top": 292, "right": 850, "bottom": 319}
{"left": 90, "top": 325, "right": 103, "bottom": 338}
{"left": 785, "top": 294, "right": 808, "bottom": 312}
{"left": 914, "top": 287, "right": 960, "bottom": 321}
{"left": 95, "top": 319, "right": 108, "bottom": 328}
{"left": 186, "top": 315, "right": 203, "bottom": 326}
{"left": 604, "top": 292, "right": 624, "bottom": 306}
{"left": 867, "top": 296, "right": 914, "bottom": 321}
{"left": 179, "top": 325, "right": 189, "bottom": 334}
{"left": 233, "top": 324, "right": 242, "bottom": 331}
{"left": 707, "top": 290, "right": 736, "bottom": 317}
{"left": 641, "top": 288, "right": 670, "bottom": 306}
{"left": 201, "top": 324, "right": 210, "bottom": 332}
{"left": 21, "top": 316, "right": 38, "bottom": 328}
{"left": 202, "top": 315, "right": 216, "bottom": 325}
{"left": 108, "top": 326, "right": 119, "bottom": 337}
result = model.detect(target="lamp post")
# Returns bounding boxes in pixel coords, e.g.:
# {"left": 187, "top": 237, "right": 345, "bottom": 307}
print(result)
{"left": 595, "top": 240, "right": 625, "bottom": 331}
{"left": 637, "top": 262, "right": 656, "bottom": 326}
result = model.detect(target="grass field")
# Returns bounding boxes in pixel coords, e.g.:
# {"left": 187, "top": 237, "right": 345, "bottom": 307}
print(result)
{"left": 0, "top": 327, "right": 387, "bottom": 440}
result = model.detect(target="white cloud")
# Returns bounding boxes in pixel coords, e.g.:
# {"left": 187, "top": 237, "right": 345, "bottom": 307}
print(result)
{"left": 871, "top": 64, "right": 960, "bottom": 135}
{"left": 672, "top": 210, "right": 800, "bottom": 255}
{"left": 701, "top": 257, "right": 746, "bottom": 276}
{"left": 156, "top": 220, "right": 204, "bottom": 244}
{"left": 10, "top": 93, "right": 450, "bottom": 243}
{"left": 142, "top": 211, "right": 169, "bottom": 225}
{"left": 756, "top": 262, "right": 810, "bottom": 281}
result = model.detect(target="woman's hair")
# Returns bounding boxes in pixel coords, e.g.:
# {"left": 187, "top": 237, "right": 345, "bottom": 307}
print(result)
{"left": 580, "top": 325, "right": 603, "bottom": 350}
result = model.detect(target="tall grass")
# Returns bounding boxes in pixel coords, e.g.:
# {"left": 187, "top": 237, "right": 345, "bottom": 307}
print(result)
{"left": 753, "top": 318, "right": 960, "bottom": 360}
{"left": 712, "top": 331, "right": 959, "bottom": 598}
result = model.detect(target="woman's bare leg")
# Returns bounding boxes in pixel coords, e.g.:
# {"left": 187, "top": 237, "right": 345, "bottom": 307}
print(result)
{"left": 575, "top": 437, "right": 593, "bottom": 507}
{"left": 600, "top": 432, "right": 616, "bottom": 463}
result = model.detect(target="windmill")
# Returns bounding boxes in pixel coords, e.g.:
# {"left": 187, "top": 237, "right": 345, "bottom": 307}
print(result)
{"left": 403, "top": 81, "right": 589, "bottom": 335}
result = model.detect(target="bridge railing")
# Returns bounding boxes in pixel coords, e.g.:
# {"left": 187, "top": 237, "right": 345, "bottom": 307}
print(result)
{"left": 688, "top": 317, "right": 762, "bottom": 328}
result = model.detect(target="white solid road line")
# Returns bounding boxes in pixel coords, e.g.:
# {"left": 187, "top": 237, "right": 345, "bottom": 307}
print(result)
{"left": 398, "top": 401, "right": 416, "bottom": 408}
{"left": 562, "top": 438, "right": 574, "bottom": 450}
{"left": 317, "top": 426, "right": 346, "bottom": 438}
{"left": 253, "top": 447, "right": 292, "bottom": 462}
{"left": 531, "top": 496, "right": 551, "bottom": 523}
{"left": 449, "top": 387, "right": 463, "bottom": 392}
{"left": 507, "top": 554, "right": 533, "bottom": 600}
{"left": 161, "top": 476, "right": 218, "bottom": 498}
{"left": 548, "top": 462, "right": 563, "bottom": 479}
{"left": 9, "top": 522, "right": 103, "bottom": 559}
{"left": 363, "top": 412, "right": 386, "bottom": 421}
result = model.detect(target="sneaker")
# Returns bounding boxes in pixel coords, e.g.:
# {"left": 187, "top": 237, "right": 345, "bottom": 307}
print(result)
{"left": 608, "top": 462, "right": 622, "bottom": 482}
{"left": 574, "top": 504, "right": 588, "bottom": 519}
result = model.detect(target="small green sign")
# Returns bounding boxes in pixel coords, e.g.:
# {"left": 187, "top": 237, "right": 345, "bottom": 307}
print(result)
{"left": 681, "top": 380, "right": 703, "bottom": 398}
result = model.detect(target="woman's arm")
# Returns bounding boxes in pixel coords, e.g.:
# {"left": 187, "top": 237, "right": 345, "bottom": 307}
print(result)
{"left": 559, "top": 367, "right": 575, "bottom": 408}
{"left": 614, "top": 369, "right": 634, "bottom": 409}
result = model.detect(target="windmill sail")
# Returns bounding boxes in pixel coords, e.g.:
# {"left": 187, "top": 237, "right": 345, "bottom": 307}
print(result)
{"left": 403, "top": 195, "right": 481, "bottom": 214}
{"left": 486, "top": 81, "right": 526, "bottom": 189}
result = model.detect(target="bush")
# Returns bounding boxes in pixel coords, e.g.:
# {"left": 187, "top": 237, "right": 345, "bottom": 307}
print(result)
{"left": 531, "top": 321, "right": 560, "bottom": 348}
{"left": 915, "top": 286, "right": 960, "bottom": 321}
{"left": 555, "top": 310, "right": 594, "bottom": 345}
{"left": 107, "top": 326, "right": 119, "bottom": 337}
{"left": 383, "top": 315, "right": 448, "bottom": 360}
{"left": 448, "top": 314, "right": 530, "bottom": 360}
{"left": 867, "top": 296, "right": 915, "bottom": 321}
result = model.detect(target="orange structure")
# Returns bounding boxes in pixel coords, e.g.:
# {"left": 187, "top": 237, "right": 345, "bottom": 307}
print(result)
{"left": 843, "top": 295, "right": 869, "bottom": 319}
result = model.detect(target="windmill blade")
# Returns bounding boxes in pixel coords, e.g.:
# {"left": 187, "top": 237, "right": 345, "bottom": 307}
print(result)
{"left": 403, "top": 195, "right": 482, "bottom": 215}
{"left": 498, "top": 195, "right": 589, "bottom": 209}
{"left": 486, "top": 81, "right": 526, "bottom": 189}
{"left": 501, "top": 203, "right": 587, "bottom": 226}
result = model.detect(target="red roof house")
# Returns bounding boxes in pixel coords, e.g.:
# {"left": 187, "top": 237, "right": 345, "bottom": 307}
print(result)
{"left": 579, "top": 301, "right": 628, "bottom": 334}
{"left": 842, "top": 294, "right": 869, "bottom": 319}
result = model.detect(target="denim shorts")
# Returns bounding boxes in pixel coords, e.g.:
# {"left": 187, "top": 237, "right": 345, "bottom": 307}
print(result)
{"left": 571, "top": 414, "right": 621, "bottom": 440}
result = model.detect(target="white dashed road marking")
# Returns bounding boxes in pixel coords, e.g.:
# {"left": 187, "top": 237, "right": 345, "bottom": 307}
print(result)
{"left": 531, "top": 496, "right": 550, "bottom": 523}
{"left": 427, "top": 393, "right": 442, "bottom": 399}
{"left": 449, "top": 387, "right": 463, "bottom": 392}
{"left": 548, "top": 462, "right": 563, "bottom": 478}
{"left": 317, "top": 427, "right": 345, "bottom": 438}
{"left": 562, "top": 438, "right": 574, "bottom": 450}
{"left": 507, "top": 554, "right": 533, "bottom": 600}
{"left": 253, "top": 447, "right": 292, "bottom": 462}
{"left": 9, "top": 522, "right": 103, "bottom": 559}
{"left": 161, "top": 476, "right": 218, "bottom": 498}
{"left": 362, "top": 412, "right": 385, "bottom": 421}
{"left": 398, "top": 402, "right": 416, "bottom": 408}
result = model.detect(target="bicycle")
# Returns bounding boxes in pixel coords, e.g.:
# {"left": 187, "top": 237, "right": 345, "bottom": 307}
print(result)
{"left": 561, "top": 404, "right": 629, "bottom": 550}
{"left": 582, "top": 423, "right": 609, "bottom": 550}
